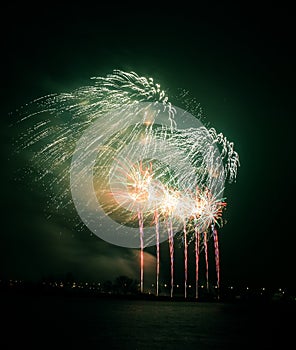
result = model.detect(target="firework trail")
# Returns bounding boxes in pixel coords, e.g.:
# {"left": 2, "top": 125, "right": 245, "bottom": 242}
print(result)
{"left": 12, "top": 69, "right": 239, "bottom": 297}
{"left": 188, "top": 188, "right": 227, "bottom": 298}
{"left": 138, "top": 209, "right": 144, "bottom": 293}
{"left": 183, "top": 220, "right": 188, "bottom": 299}
{"left": 212, "top": 223, "right": 220, "bottom": 298}
{"left": 194, "top": 224, "right": 200, "bottom": 299}
{"left": 168, "top": 217, "right": 174, "bottom": 299}
{"left": 154, "top": 209, "right": 160, "bottom": 297}
{"left": 203, "top": 231, "right": 209, "bottom": 292}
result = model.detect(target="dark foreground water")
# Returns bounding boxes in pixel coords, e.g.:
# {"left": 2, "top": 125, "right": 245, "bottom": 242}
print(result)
{"left": 1, "top": 294, "right": 295, "bottom": 349}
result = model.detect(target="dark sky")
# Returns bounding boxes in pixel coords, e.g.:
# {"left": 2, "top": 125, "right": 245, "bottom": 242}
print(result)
{"left": 1, "top": 4, "right": 295, "bottom": 291}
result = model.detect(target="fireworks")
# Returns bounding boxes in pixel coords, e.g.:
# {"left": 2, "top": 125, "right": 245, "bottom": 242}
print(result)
{"left": 13, "top": 69, "right": 239, "bottom": 298}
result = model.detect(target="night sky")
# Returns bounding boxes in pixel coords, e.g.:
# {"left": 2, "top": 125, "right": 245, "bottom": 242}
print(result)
{"left": 1, "top": 4, "right": 295, "bottom": 291}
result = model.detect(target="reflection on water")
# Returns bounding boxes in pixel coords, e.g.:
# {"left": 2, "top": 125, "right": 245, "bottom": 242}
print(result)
{"left": 1, "top": 295, "right": 295, "bottom": 349}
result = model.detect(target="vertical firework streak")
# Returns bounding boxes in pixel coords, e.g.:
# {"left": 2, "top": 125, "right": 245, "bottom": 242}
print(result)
{"left": 154, "top": 209, "right": 160, "bottom": 297}
{"left": 183, "top": 220, "right": 188, "bottom": 299}
{"left": 194, "top": 224, "right": 200, "bottom": 299}
{"left": 212, "top": 223, "right": 220, "bottom": 298}
{"left": 126, "top": 160, "right": 154, "bottom": 294}
{"left": 203, "top": 231, "right": 209, "bottom": 292}
{"left": 168, "top": 216, "right": 174, "bottom": 298}
{"left": 137, "top": 209, "right": 144, "bottom": 293}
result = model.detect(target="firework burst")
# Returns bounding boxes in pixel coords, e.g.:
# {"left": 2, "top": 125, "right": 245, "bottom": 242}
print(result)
{"left": 12, "top": 69, "right": 239, "bottom": 297}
